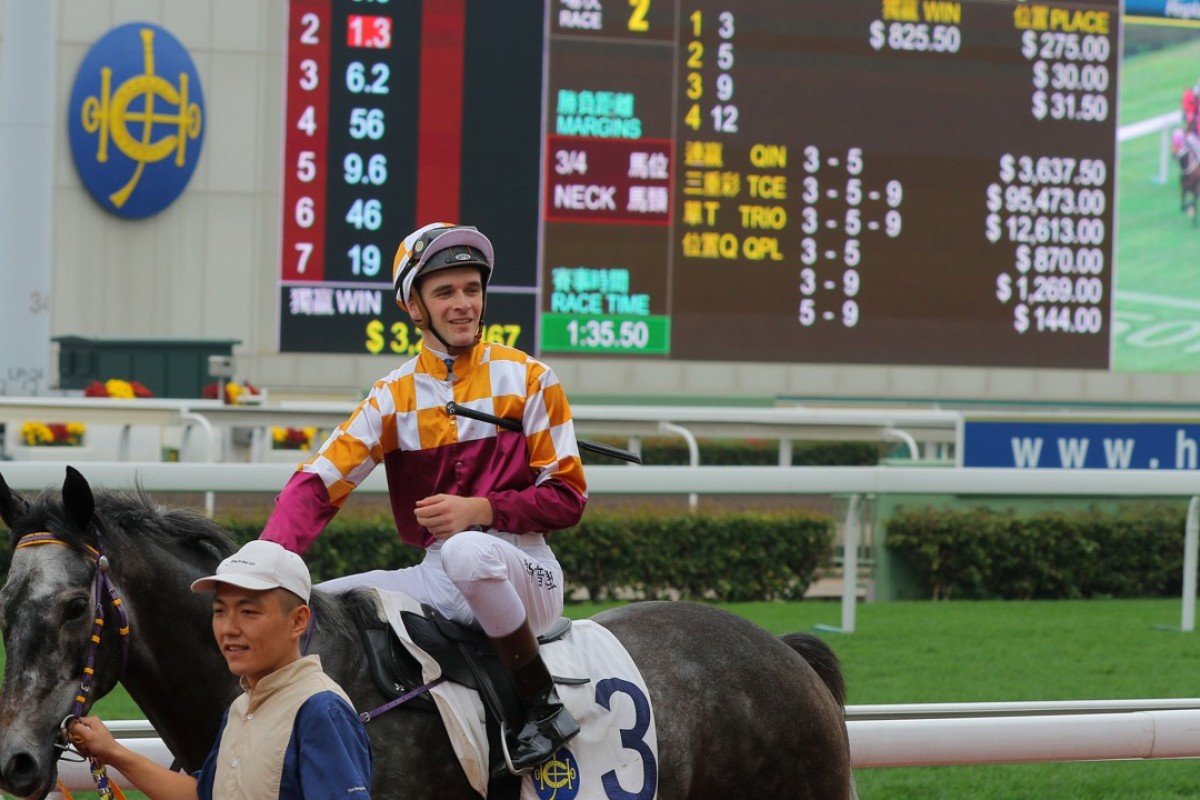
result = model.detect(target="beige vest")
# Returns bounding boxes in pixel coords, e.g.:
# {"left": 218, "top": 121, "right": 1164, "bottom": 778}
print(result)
{"left": 213, "top": 655, "right": 353, "bottom": 800}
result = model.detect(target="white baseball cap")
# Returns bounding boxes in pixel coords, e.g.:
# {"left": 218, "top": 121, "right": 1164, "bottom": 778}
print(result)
{"left": 190, "top": 540, "right": 312, "bottom": 603}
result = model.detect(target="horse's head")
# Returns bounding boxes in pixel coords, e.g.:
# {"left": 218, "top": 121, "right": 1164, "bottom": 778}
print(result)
{"left": 0, "top": 466, "right": 129, "bottom": 799}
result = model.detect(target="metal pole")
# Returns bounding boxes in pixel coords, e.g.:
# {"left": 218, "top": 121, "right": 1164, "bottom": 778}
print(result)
{"left": 658, "top": 421, "right": 698, "bottom": 511}
{"left": 841, "top": 494, "right": 860, "bottom": 634}
{"left": 1182, "top": 496, "right": 1198, "bottom": 632}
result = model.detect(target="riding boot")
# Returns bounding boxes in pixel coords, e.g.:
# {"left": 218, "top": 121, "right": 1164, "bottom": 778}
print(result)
{"left": 490, "top": 619, "right": 580, "bottom": 776}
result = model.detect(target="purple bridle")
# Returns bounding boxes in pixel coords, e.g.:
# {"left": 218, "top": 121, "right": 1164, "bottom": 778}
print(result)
{"left": 14, "top": 530, "right": 131, "bottom": 798}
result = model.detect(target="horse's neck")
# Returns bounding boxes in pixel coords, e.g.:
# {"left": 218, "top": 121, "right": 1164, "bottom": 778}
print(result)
{"left": 118, "top": 562, "right": 239, "bottom": 771}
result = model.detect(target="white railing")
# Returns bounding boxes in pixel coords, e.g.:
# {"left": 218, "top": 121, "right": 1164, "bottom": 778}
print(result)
{"left": 4, "top": 462, "right": 1200, "bottom": 634}
{"left": 46, "top": 699, "right": 1200, "bottom": 792}
{"left": 1119, "top": 109, "right": 1184, "bottom": 184}
{"left": 0, "top": 397, "right": 962, "bottom": 465}
{"left": 7, "top": 461, "right": 1200, "bottom": 497}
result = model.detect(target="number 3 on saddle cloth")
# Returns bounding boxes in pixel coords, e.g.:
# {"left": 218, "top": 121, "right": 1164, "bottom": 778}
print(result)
{"left": 353, "top": 589, "right": 660, "bottom": 800}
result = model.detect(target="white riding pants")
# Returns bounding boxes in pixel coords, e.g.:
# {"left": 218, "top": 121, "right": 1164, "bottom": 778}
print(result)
{"left": 317, "top": 530, "right": 564, "bottom": 637}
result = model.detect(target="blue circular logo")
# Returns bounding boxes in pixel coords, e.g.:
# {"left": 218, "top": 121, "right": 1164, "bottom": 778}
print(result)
{"left": 67, "top": 23, "right": 205, "bottom": 219}
{"left": 531, "top": 746, "right": 580, "bottom": 800}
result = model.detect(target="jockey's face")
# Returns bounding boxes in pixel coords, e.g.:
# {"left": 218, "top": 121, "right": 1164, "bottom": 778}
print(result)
{"left": 407, "top": 266, "right": 485, "bottom": 354}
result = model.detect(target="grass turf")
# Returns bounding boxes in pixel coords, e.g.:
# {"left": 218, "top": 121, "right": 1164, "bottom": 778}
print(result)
{"left": 27, "top": 598, "right": 1200, "bottom": 798}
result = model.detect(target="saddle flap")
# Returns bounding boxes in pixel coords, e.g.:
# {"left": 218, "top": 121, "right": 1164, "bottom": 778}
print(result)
{"left": 348, "top": 596, "right": 437, "bottom": 712}
{"left": 400, "top": 609, "right": 484, "bottom": 691}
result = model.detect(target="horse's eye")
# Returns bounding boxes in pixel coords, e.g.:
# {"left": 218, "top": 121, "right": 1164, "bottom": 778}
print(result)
{"left": 63, "top": 597, "right": 90, "bottom": 623}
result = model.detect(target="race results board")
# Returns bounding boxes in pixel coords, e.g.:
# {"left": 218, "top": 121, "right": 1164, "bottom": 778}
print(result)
{"left": 280, "top": 0, "right": 1120, "bottom": 370}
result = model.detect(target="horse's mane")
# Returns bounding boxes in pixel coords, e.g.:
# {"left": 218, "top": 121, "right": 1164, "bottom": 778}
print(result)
{"left": 8, "top": 481, "right": 366, "bottom": 644}
{"left": 310, "top": 587, "right": 365, "bottom": 643}
{"left": 9, "top": 485, "right": 238, "bottom": 565}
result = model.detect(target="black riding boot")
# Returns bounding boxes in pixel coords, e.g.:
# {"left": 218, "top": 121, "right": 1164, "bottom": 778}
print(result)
{"left": 490, "top": 620, "right": 580, "bottom": 776}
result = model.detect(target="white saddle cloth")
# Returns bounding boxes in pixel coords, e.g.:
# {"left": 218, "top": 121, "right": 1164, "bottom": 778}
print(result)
{"left": 365, "top": 588, "right": 660, "bottom": 800}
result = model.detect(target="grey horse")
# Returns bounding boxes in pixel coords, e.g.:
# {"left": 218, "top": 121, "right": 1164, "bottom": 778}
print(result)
{"left": 0, "top": 467, "right": 856, "bottom": 799}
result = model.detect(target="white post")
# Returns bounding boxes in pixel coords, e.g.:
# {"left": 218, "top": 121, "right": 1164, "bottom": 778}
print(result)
{"left": 658, "top": 422, "right": 698, "bottom": 511}
{"left": 1158, "top": 125, "right": 1171, "bottom": 186}
{"left": 1182, "top": 496, "right": 1199, "bottom": 632}
{"left": 841, "top": 494, "right": 860, "bottom": 634}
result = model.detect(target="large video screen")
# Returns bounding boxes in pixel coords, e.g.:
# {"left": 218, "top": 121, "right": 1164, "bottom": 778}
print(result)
{"left": 275, "top": 0, "right": 1199, "bottom": 372}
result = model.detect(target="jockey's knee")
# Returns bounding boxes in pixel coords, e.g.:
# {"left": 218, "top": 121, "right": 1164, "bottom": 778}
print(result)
{"left": 441, "top": 530, "right": 508, "bottom": 584}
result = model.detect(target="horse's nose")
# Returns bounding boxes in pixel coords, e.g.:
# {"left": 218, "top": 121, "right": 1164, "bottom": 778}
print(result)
{"left": 3, "top": 750, "right": 44, "bottom": 796}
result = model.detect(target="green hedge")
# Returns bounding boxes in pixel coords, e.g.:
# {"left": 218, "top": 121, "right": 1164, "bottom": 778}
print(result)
{"left": 580, "top": 437, "right": 885, "bottom": 466}
{"left": 886, "top": 504, "right": 1186, "bottom": 600}
{"left": 223, "top": 508, "right": 835, "bottom": 602}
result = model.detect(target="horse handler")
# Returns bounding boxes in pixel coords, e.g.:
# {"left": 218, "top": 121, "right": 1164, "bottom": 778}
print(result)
{"left": 69, "top": 540, "right": 373, "bottom": 799}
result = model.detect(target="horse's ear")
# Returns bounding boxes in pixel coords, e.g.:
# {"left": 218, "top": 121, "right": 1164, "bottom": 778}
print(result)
{"left": 62, "top": 466, "right": 95, "bottom": 532}
{"left": 0, "top": 471, "right": 29, "bottom": 530}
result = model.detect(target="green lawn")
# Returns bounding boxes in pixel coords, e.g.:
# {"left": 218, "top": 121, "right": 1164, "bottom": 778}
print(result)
{"left": 22, "top": 599, "right": 1200, "bottom": 798}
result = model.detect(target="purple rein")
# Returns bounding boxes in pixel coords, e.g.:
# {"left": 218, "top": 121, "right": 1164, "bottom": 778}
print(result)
{"left": 14, "top": 531, "right": 131, "bottom": 799}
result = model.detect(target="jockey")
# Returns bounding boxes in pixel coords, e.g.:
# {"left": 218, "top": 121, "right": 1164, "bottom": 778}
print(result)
{"left": 261, "top": 222, "right": 587, "bottom": 776}
{"left": 1185, "top": 84, "right": 1200, "bottom": 135}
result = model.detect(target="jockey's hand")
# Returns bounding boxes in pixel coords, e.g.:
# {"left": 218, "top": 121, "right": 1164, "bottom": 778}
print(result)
{"left": 414, "top": 494, "right": 493, "bottom": 539}
{"left": 68, "top": 716, "right": 124, "bottom": 764}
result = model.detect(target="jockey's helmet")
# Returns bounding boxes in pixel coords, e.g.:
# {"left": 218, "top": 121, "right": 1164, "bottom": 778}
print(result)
{"left": 391, "top": 223, "right": 495, "bottom": 310}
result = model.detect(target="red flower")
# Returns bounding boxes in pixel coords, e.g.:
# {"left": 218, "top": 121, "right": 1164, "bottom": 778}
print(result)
{"left": 202, "top": 380, "right": 259, "bottom": 404}
{"left": 83, "top": 381, "right": 109, "bottom": 397}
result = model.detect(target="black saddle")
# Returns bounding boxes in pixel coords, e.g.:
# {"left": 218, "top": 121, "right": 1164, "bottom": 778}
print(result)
{"left": 349, "top": 599, "right": 579, "bottom": 788}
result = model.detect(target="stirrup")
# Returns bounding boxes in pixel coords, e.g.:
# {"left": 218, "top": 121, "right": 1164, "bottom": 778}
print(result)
{"left": 498, "top": 721, "right": 529, "bottom": 777}
{"left": 495, "top": 708, "right": 580, "bottom": 777}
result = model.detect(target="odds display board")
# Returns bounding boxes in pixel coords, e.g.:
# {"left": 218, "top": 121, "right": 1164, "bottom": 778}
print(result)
{"left": 278, "top": 0, "right": 1146, "bottom": 370}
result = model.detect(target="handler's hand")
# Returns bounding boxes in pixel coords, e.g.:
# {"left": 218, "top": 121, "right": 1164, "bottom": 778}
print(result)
{"left": 68, "top": 716, "right": 122, "bottom": 763}
{"left": 414, "top": 494, "right": 493, "bottom": 539}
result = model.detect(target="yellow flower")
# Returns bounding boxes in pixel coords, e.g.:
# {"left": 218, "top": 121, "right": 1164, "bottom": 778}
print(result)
{"left": 20, "top": 421, "right": 86, "bottom": 446}
{"left": 21, "top": 422, "right": 52, "bottom": 446}
{"left": 105, "top": 379, "right": 134, "bottom": 399}
{"left": 272, "top": 426, "right": 316, "bottom": 450}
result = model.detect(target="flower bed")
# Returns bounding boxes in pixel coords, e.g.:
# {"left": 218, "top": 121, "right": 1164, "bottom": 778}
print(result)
{"left": 84, "top": 379, "right": 153, "bottom": 398}
{"left": 272, "top": 426, "right": 318, "bottom": 450}
{"left": 203, "top": 380, "right": 261, "bottom": 405}
{"left": 20, "top": 421, "right": 86, "bottom": 447}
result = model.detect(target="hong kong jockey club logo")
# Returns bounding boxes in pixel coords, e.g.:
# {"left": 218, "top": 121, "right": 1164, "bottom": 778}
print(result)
{"left": 531, "top": 746, "right": 580, "bottom": 800}
{"left": 68, "top": 23, "right": 204, "bottom": 219}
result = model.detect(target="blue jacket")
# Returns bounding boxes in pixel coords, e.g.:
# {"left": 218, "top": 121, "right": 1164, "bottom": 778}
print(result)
{"left": 194, "top": 690, "right": 372, "bottom": 799}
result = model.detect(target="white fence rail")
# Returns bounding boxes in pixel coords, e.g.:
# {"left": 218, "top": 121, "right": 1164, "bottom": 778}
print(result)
{"left": 6, "top": 461, "right": 1200, "bottom": 497}
{"left": 1119, "top": 109, "right": 1183, "bottom": 184}
{"left": 5, "top": 462, "right": 1200, "bottom": 634}
{"left": 0, "top": 397, "right": 962, "bottom": 465}
{"left": 48, "top": 700, "right": 1200, "bottom": 792}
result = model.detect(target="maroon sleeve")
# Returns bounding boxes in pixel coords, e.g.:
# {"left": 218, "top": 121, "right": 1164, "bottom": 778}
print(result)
{"left": 260, "top": 471, "right": 340, "bottom": 554}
